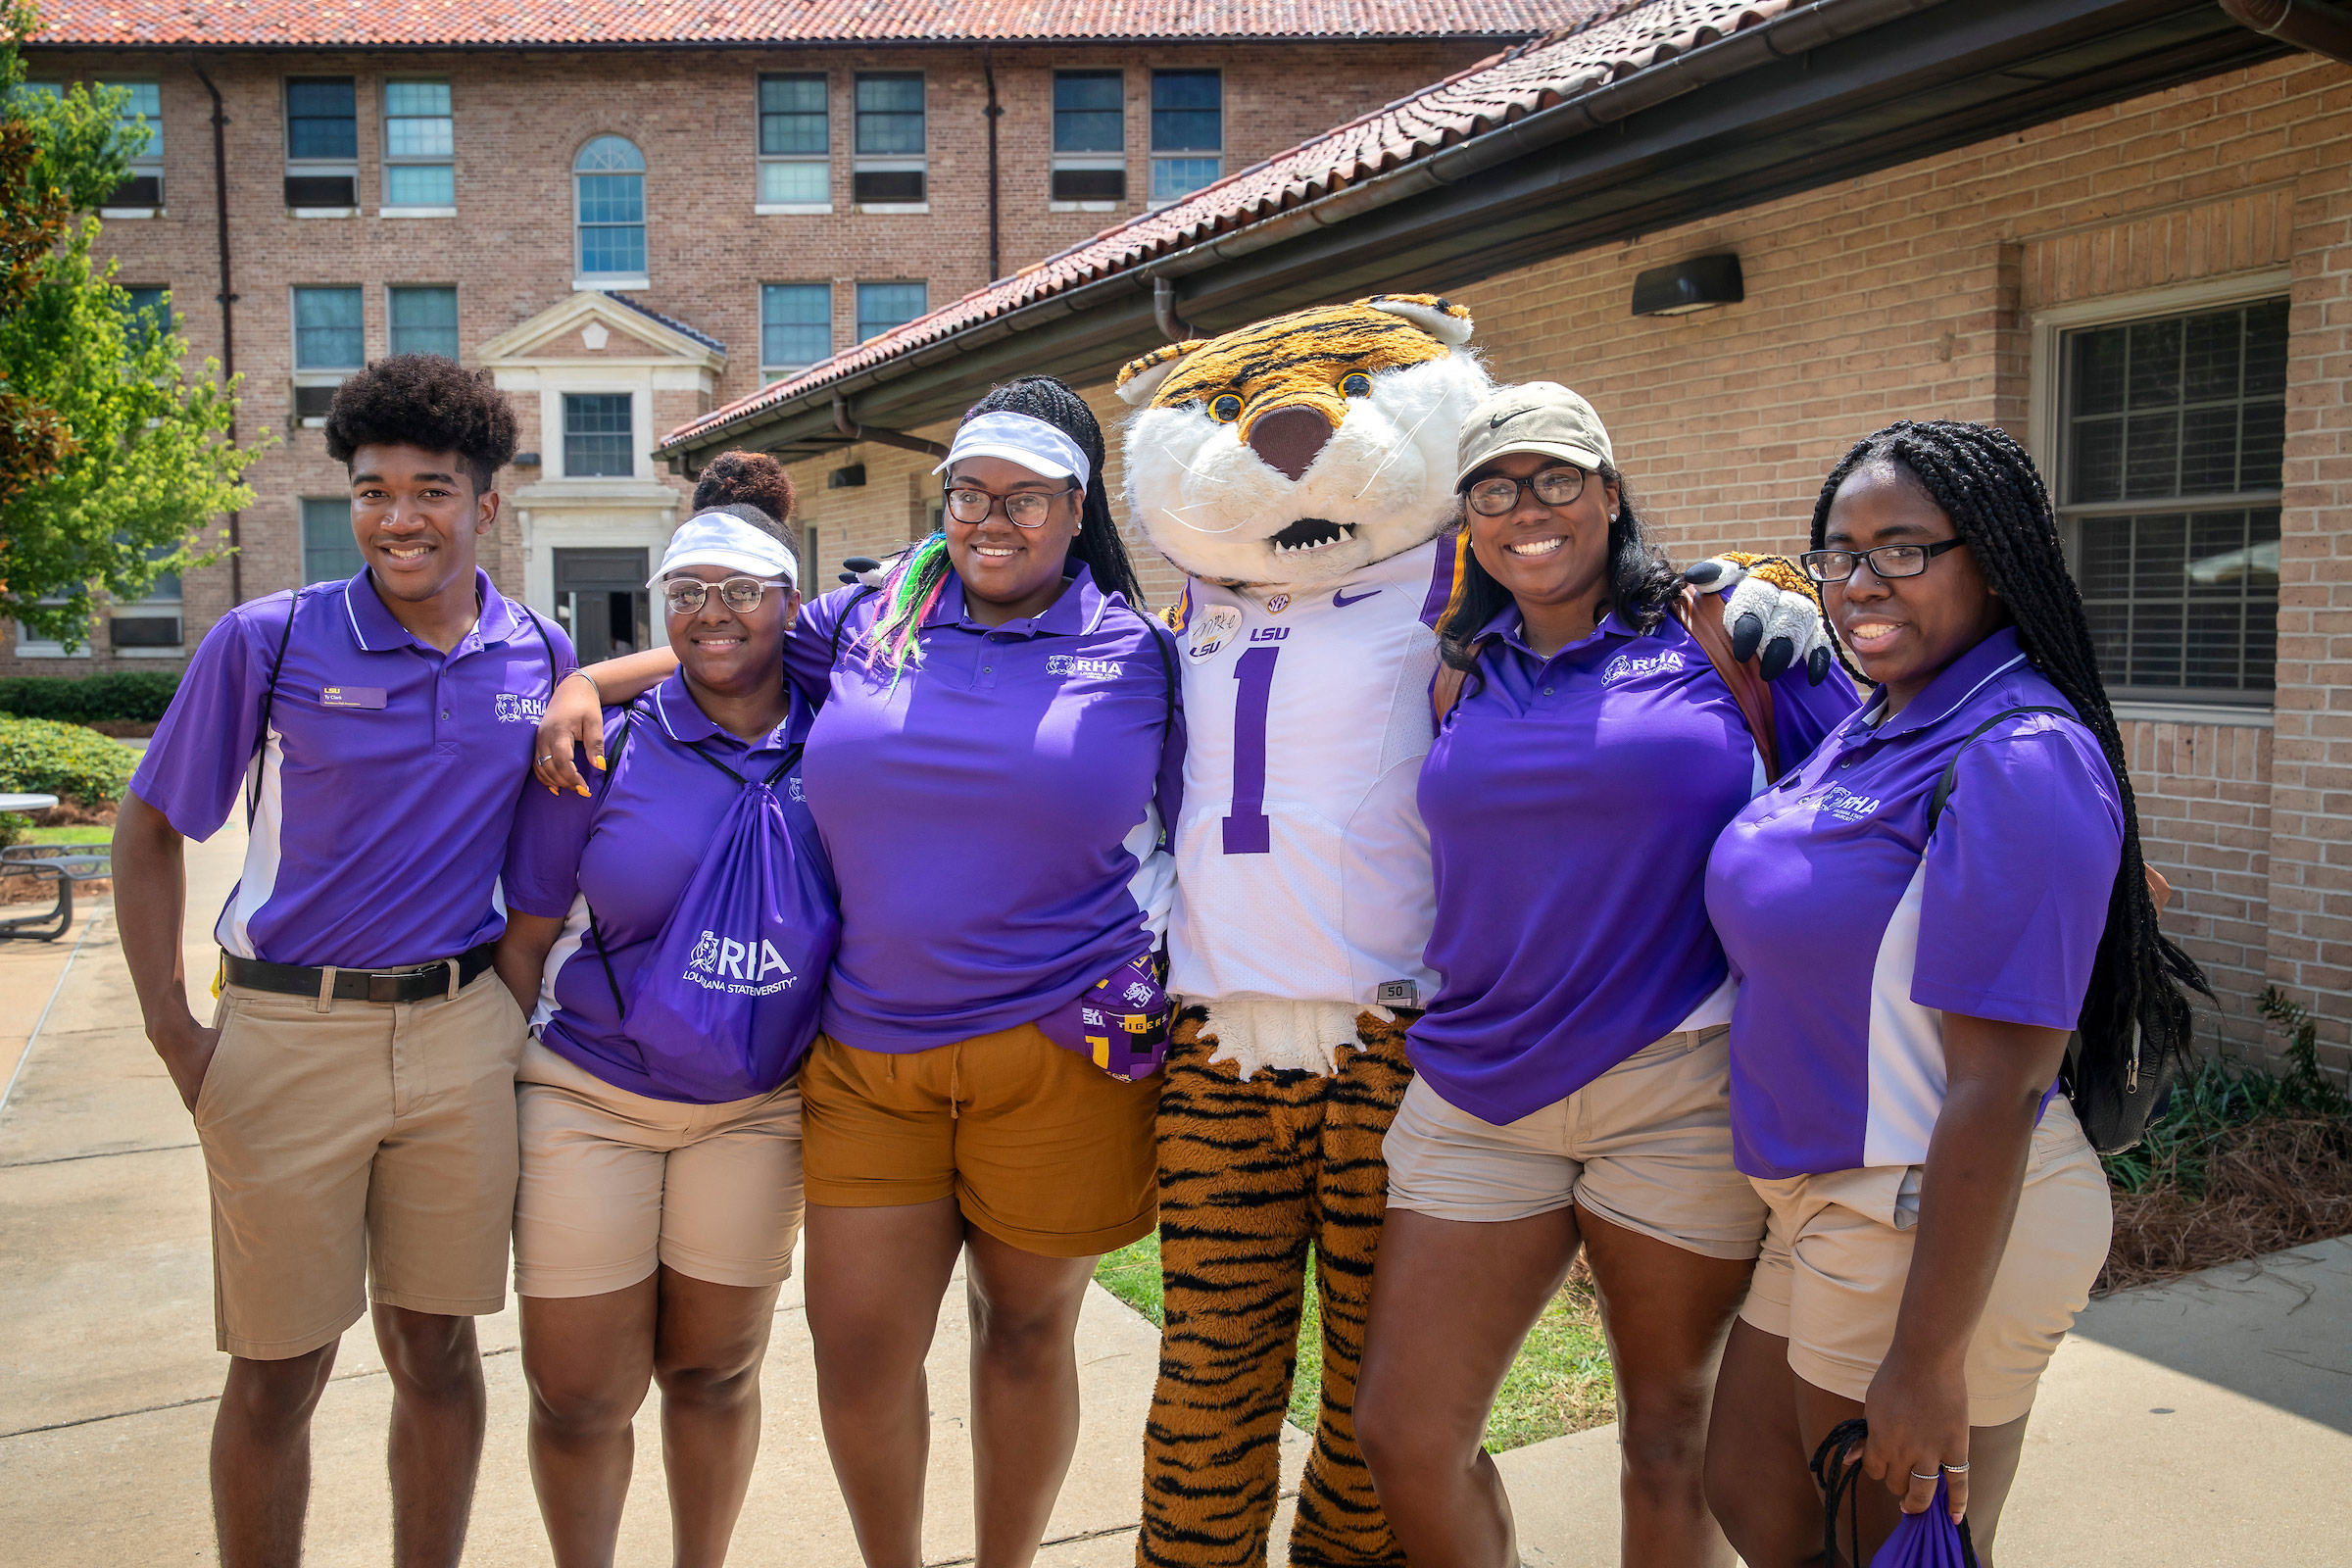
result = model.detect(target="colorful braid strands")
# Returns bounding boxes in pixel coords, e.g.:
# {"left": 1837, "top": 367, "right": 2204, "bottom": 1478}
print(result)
{"left": 859, "top": 531, "right": 953, "bottom": 684}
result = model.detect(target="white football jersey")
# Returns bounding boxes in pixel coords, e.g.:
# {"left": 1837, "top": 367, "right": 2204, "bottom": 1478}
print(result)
{"left": 1165, "top": 536, "right": 1449, "bottom": 1010}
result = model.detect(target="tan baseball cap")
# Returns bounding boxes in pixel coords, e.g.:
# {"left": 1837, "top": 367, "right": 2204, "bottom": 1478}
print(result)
{"left": 1455, "top": 381, "right": 1615, "bottom": 488}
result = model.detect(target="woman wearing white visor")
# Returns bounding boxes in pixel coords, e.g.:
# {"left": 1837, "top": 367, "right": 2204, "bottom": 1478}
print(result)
{"left": 496, "top": 497, "right": 833, "bottom": 1566}
{"left": 534, "top": 379, "right": 1184, "bottom": 1568}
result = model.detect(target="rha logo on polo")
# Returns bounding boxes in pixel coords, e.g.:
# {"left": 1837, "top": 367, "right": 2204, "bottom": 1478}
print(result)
{"left": 495, "top": 693, "right": 549, "bottom": 724}
{"left": 1047, "top": 654, "right": 1126, "bottom": 680}
{"left": 1817, "top": 785, "right": 1883, "bottom": 822}
{"left": 685, "top": 929, "right": 797, "bottom": 996}
{"left": 1601, "top": 649, "right": 1687, "bottom": 686}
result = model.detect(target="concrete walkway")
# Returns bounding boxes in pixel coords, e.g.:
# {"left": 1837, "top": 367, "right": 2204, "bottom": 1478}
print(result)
{"left": 1, "top": 815, "right": 2347, "bottom": 1562}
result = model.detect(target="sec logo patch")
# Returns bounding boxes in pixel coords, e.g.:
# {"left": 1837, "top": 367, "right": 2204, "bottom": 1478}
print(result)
{"left": 1264, "top": 593, "right": 1291, "bottom": 615}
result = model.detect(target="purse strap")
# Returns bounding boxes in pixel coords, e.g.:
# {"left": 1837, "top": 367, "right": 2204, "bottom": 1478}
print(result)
{"left": 1809, "top": 1417, "right": 1981, "bottom": 1568}
{"left": 1673, "top": 585, "right": 1781, "bottom": 782}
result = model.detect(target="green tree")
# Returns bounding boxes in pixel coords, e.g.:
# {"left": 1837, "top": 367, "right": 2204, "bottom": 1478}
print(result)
{"left": 0, "top": 4, "right": 266, "bottom": 649}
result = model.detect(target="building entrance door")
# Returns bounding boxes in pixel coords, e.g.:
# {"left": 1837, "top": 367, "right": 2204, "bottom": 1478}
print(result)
{"left": 554, "top": 548, "right": 651, "bottom": 664}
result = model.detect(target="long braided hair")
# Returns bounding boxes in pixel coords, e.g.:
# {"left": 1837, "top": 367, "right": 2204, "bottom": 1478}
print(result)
{"left": 1811, "top": 419, "right": 2211, "bottom": 1126}
{"left": 861, "top": 376, "right": 1145, "bottom": 677}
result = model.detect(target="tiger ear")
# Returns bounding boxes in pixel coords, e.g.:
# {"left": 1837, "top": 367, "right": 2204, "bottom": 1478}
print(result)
{"left": 1116, "top": 340, "right": 1203, "bottom": 408}
{"left": 1364, "top": 293, "right": 1473, "bottom": 345}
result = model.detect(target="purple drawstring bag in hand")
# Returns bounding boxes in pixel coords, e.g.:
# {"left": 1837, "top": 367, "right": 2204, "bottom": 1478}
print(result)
{"left": 592, "top": 734, "right": 839, "bottom": 1102}
{"left": 1811, "top": 1419, "right": 1981, "bottom": 1568}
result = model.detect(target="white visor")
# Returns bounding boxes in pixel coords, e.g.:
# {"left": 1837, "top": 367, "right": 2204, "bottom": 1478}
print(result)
{"left": 650, "top": 511, "right": 798, "bottom": 589}
{"left": 932, "top": 411, "right": 1092, "bottom": 492}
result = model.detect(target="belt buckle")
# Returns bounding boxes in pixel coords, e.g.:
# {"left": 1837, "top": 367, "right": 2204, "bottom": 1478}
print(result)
{"left": 366, "top": 970, "right": 405, "bottom": 1004}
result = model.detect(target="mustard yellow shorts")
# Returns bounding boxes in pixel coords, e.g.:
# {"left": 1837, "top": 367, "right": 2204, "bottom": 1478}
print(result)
{"left": 799, "top": 1022, "right": 1157, "bottom": 1258}
{"left": 1739, "top": 1097, "right": 2113, "bottom": 1428}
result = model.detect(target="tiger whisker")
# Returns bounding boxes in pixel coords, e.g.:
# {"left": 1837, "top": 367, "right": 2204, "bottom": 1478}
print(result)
{"left": 1353, "top": 403, "right": 1442, "bottom": 499}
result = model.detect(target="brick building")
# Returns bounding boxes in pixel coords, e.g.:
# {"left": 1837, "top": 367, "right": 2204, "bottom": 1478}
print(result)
{"left": 6, "top": 1, "right": 1581, "bottom": 667}
{"left": 660, "top": 0, "right": 2352, "bottom": 1071}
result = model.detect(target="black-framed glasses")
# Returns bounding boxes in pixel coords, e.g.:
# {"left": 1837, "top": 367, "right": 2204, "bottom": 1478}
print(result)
{"left": 944, "top": 482, "right": 1078, "bottom": 529}
{"left": 662, "top": 575, "right": 787, "bottom": 615}
{"left": 1799, "top": 538, "right": 1968, "bottom": 584}
{"left": 1464, "top": 466, "right": 1587, "bottom": 517}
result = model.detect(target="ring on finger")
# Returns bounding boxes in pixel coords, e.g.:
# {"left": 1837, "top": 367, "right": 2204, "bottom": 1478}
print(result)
{"left": 1910, "top": 1470, "right": 1940, "bottom": 1482}
{"left": 1943, "top": 1462, "right": 1970, "bottom": 1474}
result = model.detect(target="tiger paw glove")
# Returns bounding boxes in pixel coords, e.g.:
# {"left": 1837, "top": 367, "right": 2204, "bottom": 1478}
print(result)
{"left": 1684, "top": 553, "right": 1834, "bottom": 683}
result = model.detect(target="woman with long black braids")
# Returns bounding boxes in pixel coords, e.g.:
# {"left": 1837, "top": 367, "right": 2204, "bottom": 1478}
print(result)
{"left": 1700, "top": 419, "right": 2205, "bottom": 1565}
{"left": 534, "top": 383, "right": 1184, "bottom": 1567}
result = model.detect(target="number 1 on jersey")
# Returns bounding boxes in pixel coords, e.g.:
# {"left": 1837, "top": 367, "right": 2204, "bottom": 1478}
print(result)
{"left": 1222, "top": 646, "right": 1277, "bottom": 855}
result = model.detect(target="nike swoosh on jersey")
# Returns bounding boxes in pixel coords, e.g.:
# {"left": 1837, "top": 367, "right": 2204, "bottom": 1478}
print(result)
{"left": 1333, "top": 588, "right": 1380, "bottom": 609}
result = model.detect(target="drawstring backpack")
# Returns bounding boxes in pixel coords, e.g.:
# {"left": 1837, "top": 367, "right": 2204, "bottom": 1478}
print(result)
{"left": 1812, "top": 1419, "right": 1980, "bottom": 1568}
{"left": 584, "top": 711, "right": 839, "bottom": 1102}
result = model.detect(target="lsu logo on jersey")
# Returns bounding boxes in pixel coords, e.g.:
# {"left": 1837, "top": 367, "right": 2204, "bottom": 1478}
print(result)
{"left": 1048, "top": 654, "right": 1126, "bottom": 680}
{"left": 1189, "top": 604, "right": 1242, "bottom": 661}
{"left": 685, "top": 929, "right": 797, "bottom": 996}
{"left": 1601, "top": 649, "right": 1686, "bottom": 687}
{"left": 495, "top": 692, "right": 549, "bottom": 723}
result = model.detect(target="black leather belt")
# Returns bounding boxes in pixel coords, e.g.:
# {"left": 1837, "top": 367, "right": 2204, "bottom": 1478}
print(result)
{"left": 222, "top": 943, "right": 498, "bottom": 1005}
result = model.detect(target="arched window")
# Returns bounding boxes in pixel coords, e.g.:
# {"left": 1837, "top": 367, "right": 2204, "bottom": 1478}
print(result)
{"left": 574, "top": 135, "right": 646, "bottom": 280}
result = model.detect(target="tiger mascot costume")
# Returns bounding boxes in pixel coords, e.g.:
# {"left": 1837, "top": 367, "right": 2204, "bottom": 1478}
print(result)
{"left": 1114, "top": 295, "right": 1826, "bottom": 1567}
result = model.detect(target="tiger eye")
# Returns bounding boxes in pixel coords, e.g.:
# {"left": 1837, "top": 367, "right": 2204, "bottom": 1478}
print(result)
{"left": 1341, "top": 372, "right": 1372, "bottom": 397}
{"left": 1209, "top": 394, "right": 1244, "bottom": 423}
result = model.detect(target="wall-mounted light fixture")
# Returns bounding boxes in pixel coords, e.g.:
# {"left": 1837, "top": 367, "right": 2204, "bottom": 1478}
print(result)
{"left": 828, "top": 464, "right": 867, "bottom": 489}
{"left": 1631, "top": 254, "right": 1744, "bottom": 318}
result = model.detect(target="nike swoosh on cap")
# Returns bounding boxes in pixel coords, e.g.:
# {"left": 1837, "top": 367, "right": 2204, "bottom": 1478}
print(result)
{"left": 1333, "top": 588, "right": 1380, "bottom": 608}
{"left": 1489, "top": 406, "right": 1540, "bottom": 428}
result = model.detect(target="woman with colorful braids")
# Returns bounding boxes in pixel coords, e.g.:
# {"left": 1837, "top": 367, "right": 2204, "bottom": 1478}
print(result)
{"left": 1701, "top": 419, "right": 2207, "bottom": 1565}
{"left": 533, "top": 388, "right": 1183, "bottom": 1568}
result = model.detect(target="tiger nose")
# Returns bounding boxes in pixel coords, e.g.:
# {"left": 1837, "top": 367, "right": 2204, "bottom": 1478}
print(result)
{"left": 1246, "top": 406, "right": 1333, "bottom": 481}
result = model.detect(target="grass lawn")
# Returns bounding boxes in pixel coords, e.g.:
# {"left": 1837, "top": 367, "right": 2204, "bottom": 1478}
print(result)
{"left": 1093, "top": 1231, "right": 1614, "bottom": 1452}
{"left": 12, "top": 824, "right": 109, "bottom": 846}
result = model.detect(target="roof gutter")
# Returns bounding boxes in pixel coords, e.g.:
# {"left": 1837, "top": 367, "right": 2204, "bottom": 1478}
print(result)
{"left": 663, "top": 0, "right": 1947, "bottom": 461}
{"left": 2221, "top": 0, "right": 2352, "bottom": 63}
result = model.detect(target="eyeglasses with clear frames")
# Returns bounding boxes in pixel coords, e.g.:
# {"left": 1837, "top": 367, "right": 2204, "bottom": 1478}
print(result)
{"left": 662, "top": 575, "right": 788, "bottom": 616}
{"left": 1464, "top": 466, "right": 1588, "bottom": 517}
{"left": 944, "top": 482, "right": 1079, "bottom": 530}
{"left": 1797, "top": 538, "right": 1968, "bottom": 584}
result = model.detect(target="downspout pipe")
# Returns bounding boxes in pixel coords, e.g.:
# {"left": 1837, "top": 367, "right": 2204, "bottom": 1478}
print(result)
{"left": 2221, "top": 0, "right": 2352, "bottom": 65}
{"left": 191, "top": 57, "right": 241, "bottom": 606}
{"left": 831, "top": 392, "right": 951, "bottom": 459}
{"left": 1153, "top": 276, "right": 1197, "bottom": 343}
{"left": 982, "top": 45, "right": 1003, "bottom": 282}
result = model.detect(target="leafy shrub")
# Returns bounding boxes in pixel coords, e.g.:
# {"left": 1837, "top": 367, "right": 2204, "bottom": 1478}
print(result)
{"left": 0, "top": 715, "right": 136, "bottom": 805}
{"left": 0, "top": 810, "right": 28, "bottom": 848}
{"left": 0, "top": 671, "right": 182, "bottom": 723}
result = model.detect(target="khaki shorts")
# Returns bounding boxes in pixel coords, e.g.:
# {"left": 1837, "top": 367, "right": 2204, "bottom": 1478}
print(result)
{"left": 800, "top": 1022, "right": 1157, "bottom": 1258}
{"left": 1385, "top": 1023, "right": 1766, "bottom": 1260}
{"left": 514, "top": 1039, "right": 805, "bottom": 1298}
{"left": 1740, "top": 1097, "right": 2112, "bottom": 1428}
{"left": 194, "top": 970, "right": 527, "bottom": 1359}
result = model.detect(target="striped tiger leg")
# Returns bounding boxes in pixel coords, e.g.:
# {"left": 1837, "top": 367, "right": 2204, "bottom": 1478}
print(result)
{"left": 1140, "top": 1011, "right": 1323, "bottom": 1568}
{"left": 1286, "top": 1013, "right": 1417, "bottom": 1568}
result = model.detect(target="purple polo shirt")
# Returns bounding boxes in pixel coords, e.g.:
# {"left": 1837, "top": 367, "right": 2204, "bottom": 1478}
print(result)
{"left": 1409, "top": 601, "right": 1858, "bottom": 1124}
{"left": 129, "top": 569, "right": 571, "bottom": 969}
{"left": 788, "top": 565, "right": 1186, "bottom": 1053}
{"left": 1704, "top": 626, "right": 2124, "bottom": 1180}
{"left": 503, "top": 674, "right": 831, "bottom": 1102}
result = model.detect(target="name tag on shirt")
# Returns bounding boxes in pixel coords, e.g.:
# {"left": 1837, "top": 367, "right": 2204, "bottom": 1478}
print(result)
{"left": 320, "top": 685, "right": 387, "bottom": 710}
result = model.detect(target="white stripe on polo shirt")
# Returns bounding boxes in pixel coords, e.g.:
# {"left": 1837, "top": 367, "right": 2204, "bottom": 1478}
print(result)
{"left": 1862, "top": 863, "right": 1943, "bottom": 1167}
{"left": 218, "top": 722, "right": 287, "bottom": 960}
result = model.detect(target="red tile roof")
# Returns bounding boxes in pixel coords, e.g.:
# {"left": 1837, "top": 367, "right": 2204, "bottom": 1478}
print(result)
{"left": 33, "top": 1, "right": 1609, "bottom": 48}
{"left": 662, "top": 0, "right": 1796, "bottom": 453}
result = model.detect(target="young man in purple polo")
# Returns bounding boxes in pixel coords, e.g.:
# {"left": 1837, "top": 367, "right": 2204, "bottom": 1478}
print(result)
{"left": 114, "top": 355, "right": 572, "bottom": 1568}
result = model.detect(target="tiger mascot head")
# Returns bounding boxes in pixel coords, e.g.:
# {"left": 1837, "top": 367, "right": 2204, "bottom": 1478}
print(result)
{"left": 1116, "top": 293, "right": 1492, "bottom": 590}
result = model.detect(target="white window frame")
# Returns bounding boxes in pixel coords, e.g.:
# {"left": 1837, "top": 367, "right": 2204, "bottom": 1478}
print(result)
{"left": 756, "top": 72, "right": 832, "bottom": 216}
{"left": 1050, "top": 69, "right": 1126, "bottom": 214}
{"left": 109, "top": 562, "right": 184, "bottom": 659}
{"left": 560, "top": 388, "right": 641, "bottom": 482}
{"left": 291, "top": 284, "right": 367, "bottom": 426}
{"left": 2029, "top": 268, "right": 2291, "bottom": 728}
{"left": 10, "top": 595, "right": 91, "bottom": 661}
{"left": 283, "top": 74, "right": 361, "bottom": 218}
{"left": 571, "top": 136, "right": 650, "bottom": 290}
{"left": 759, "top": 282, "right": 833, "bottom": 381}
{"left": 1148, "top": 68, "right": 1222, "bottom": 210}
{"left": 852, "top": 72, "right": 927, "bottom": 215}
{"left": 99, "top": 78, "right": 164, "bottom": 218}
{"left": 380, "top": 77, "right": 456, "bottom": 218}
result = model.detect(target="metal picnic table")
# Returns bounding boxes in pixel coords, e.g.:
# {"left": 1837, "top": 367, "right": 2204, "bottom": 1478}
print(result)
{"left": 1, "top": 793, "right": 114, "bottom": 942}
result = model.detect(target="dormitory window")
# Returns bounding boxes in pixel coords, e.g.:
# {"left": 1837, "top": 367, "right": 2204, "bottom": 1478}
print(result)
{"left": 302, "top": 497, "right": 362, "bottom": 585}
{"left": 291, "top": 286, "right": 364, "bottom": 420}
{"left": 574, "top": 136, "right": 648, "bottom": 283}
{"left": 1150, "top": 70, "right": 1220, "bottom": 206}
{"left": 856, "top": 282, "right": 926, "bottom": 344}
{"left": 761, "top": 284, "right": 831, "bottom": 378}
{"left": 853, "top": 74, "right": 925, "bottom": 209}
{"left": 383, "top": 80, "right": 455, "bottom": 212}
{"left": 388, "top": 286, "right": 459, "bottom": 358}
{"left": 564, "top": 393, "right": 635, "bottom": 478}
{"left": 2061, "top": 296, "right": 2287, "bottom": 702}
{"left": 111, "top": 547, "right": 183, "bottom": 654}
{"left": 1053, "top": 71, "right": 1125, "bottom": 208}
{"left": 759, "top": 74, "right": 829, "bottom": 211}
{"left": 102, "top": 80, "right": 163, "bottom": 209}
{"left": 283, "top": 77, "right": 358, "bottom": 211}
{"left": 119, "top": 286, "right": 171, "bottom": 352}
